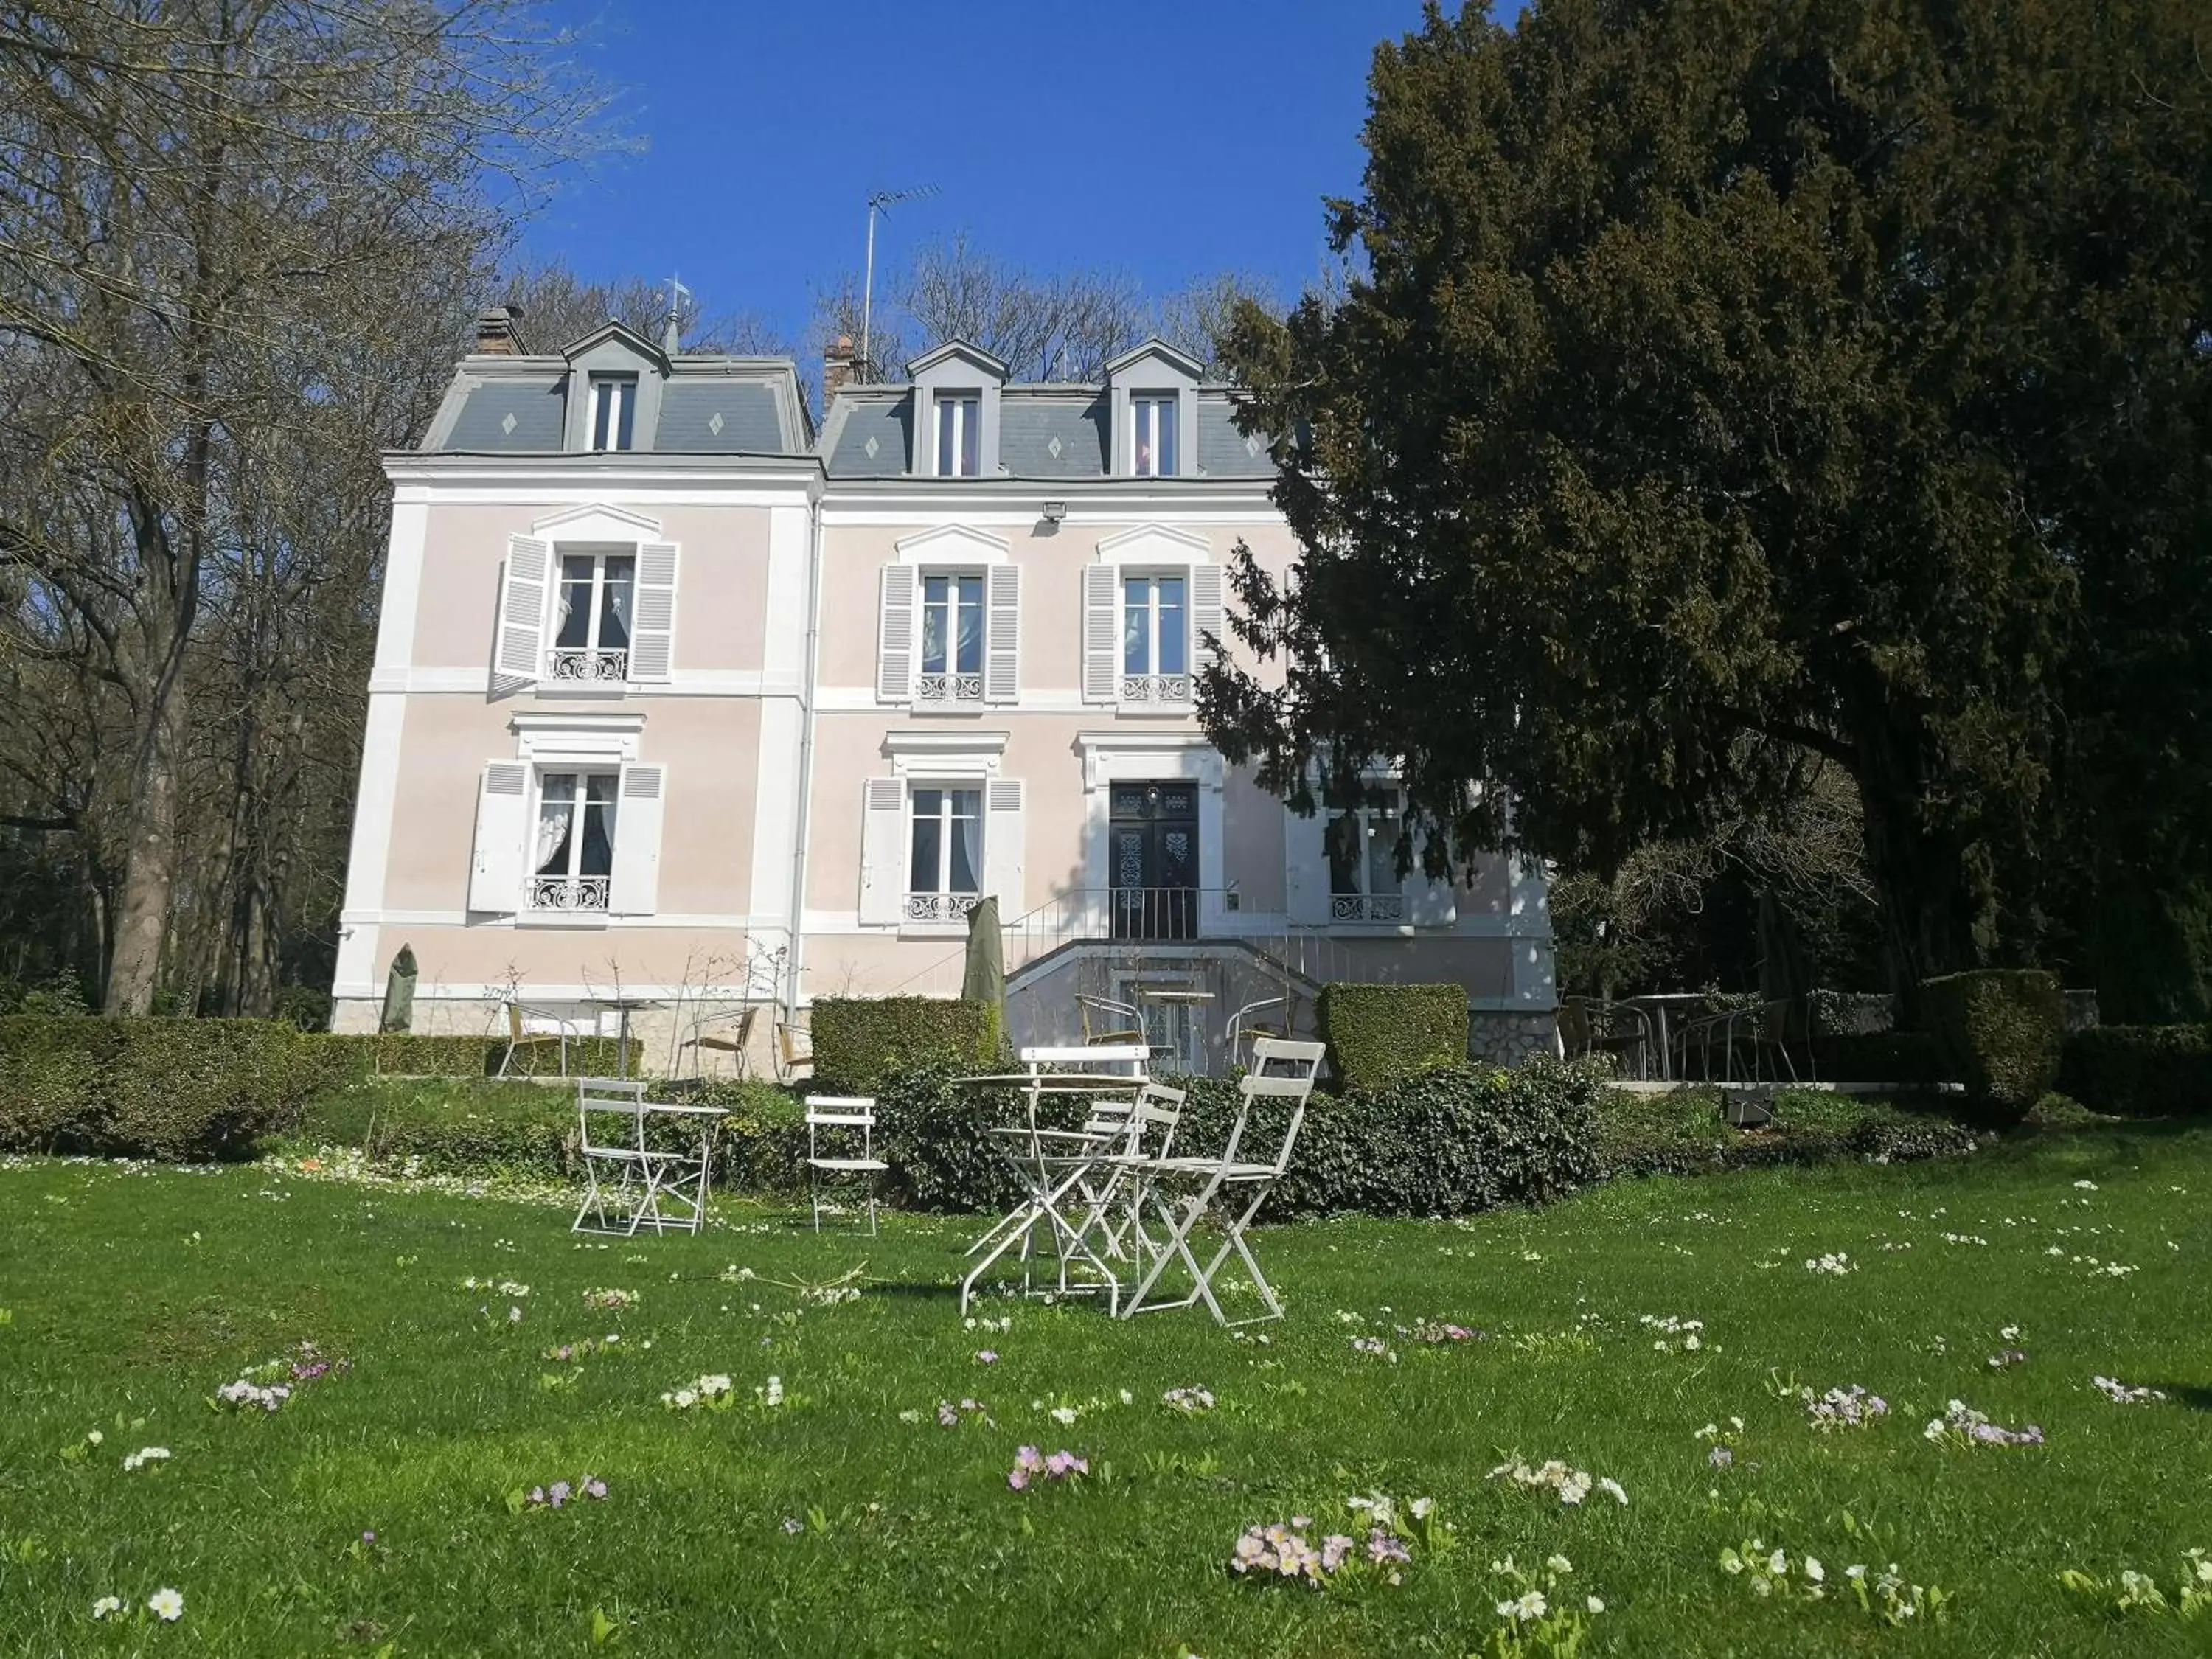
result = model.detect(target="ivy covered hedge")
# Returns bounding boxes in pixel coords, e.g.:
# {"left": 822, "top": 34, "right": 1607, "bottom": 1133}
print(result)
{"left": 810, "top": 997, "right": 997, "bottom": 1094}
{"left": 1596, "top": 1086, "right": 1980, "bottom": 1179}
{"left": 2059, "top": 1024, "right": 2212, "bottom": 1118}
{"left": 1317, "top": 983, "right": 1467, "bottom": 1092}
{"left": 1919, "top": 970, "right": 2065, "bottom": 1114}
{"left": 0, "top": 1016, "right": 328, "bottom": 1159}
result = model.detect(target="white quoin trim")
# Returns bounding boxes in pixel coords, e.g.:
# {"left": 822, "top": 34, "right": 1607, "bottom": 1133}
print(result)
{"left": 467, "top": 761, "right": 529, "bottom": 912}
{"left": 877, "top": 564, "right": 917, "bottom": 702}
{"left": 984, "top": 777, "right": 1025, "bottom": 914}
{"left": 608, "top": 762, "right": 666, "bottom": 914}
{"left": 858, "top": 777, "right": 905, "bottom": 925}
{"left": 493, "top": 536, "right": 551, "bottom": 683}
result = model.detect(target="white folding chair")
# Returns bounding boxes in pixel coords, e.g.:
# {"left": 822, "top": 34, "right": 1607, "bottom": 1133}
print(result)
{"left": 804, "top": 1096, "right": 886, "bottom": 1235}
{"left": 1059, "top": 1079, "right": 1186, "bottom": 1266}
{"left": 1119, "top": 1037, "right": 1325, "bottom": 1325}
{"left": 574, "top": 1079, "right": 717, "bottom": 1237}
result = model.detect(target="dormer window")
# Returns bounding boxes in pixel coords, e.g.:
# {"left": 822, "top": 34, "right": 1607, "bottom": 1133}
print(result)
{"left": 589, "top": 375, "right": 636, "bottom": 451}
{"left": 1133, "top": 393, "right": 1179, "bottom": 477}
{"left": 934, "top": 392, "right": 981, "bottom": 476}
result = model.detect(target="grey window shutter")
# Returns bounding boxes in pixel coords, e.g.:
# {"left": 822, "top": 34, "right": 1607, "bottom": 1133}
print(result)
{"left": 1082, "top": 565, "right": 1119, "bottom": 702}
{"left": 985, "top": 564, "right": 1020, "bottom": 703}
{"left": 467, "top": 762, "right": 529, "bottom": 912}
{"left": 494, "top": 537, "right": 551, "bottom": 683}
{"left": 858, "top": 777, "right": 906, "bottom": 924}
{"left": 608, "top": 762, "right": 666, "bottom": 914}
{"left": 877, "top": 565, "right": 915, "bottom": 702}
{"left": 628, "top": 542, "right": 678, "bottom": 681}
{"left": 1192, "top": 562, "right": 1225, "bottom": 674}
{"left": 984, "top": 778, "right": 1025, "bottom": 914}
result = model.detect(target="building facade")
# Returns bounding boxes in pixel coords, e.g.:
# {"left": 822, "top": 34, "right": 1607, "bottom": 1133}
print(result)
{"left": 331, "top": 312, "right": 1557, "bottom": 1072}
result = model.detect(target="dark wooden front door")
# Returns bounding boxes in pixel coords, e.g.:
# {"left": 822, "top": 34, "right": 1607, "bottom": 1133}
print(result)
{"left": 1108, "top": 781, "right": 1198, "bottom": 939}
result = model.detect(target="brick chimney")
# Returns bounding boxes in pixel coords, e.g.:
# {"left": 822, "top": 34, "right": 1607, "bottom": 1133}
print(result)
{"left": 823, "top": 333, "right": 857, "bottom": 401}
{"left": 474, "top": 305, "right": 527, "bottom": 355}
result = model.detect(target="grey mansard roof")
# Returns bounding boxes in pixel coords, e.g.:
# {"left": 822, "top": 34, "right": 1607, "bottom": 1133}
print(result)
{"left": 818, "top": 384, "right": 1273, "bottom": 479}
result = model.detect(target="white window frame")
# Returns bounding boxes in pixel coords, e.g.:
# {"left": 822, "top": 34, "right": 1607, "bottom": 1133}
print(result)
{"left": 916, "top": 569, "right": 987, "bottom": 703}
{"left": 529, "top": 768, "right": 619, "bottom": 914}
{"left": 1326, "top": 787, "right": 1408, "bottom": 924}
{"left": 933, "top": 392, "right": 982, "bottom": 477}
{"left": 548, "top": 549, "right": 636, "bottom": 683}
{"left": 1131, "top": 392, "right": 1178, "bottom": 478}
{"left": 904, "top": 780, "right": 984, "bottom": 924}
{"left": 1120, "top": 569, "right": 1192, "bottom": 705}
{"left": 588, "top": 375, "right": 636, "bottom": 451}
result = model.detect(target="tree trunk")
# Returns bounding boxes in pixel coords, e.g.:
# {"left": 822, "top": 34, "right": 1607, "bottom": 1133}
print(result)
{"left": 1851, "top": 708, "right": 1983, "bottom": 1012}
{"left": 105, "top": 693, "right": 184, "bottom": 1014}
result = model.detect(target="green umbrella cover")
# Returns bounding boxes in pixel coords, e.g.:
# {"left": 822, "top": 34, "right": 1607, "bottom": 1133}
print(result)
{"left": 379, "top": 945, "right": 418, "bottom": 1034}
{"left": 960, "top": 898, "right": 1005, "bottom": 1059}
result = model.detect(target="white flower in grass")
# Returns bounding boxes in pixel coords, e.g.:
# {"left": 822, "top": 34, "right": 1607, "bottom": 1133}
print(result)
{"left": 147, "top": 1587, "right": 184, "bottom": 1622}
{"left": 1599, "top": 1477, "right": 1628, "bottom": 1505}
{"left": 1049, "top": 1405, "right": 1078, "bottom": 1426}
{"left": 1586, "top": 1595, "right": 1606, "bottom": 1614}
{"left": 91, "top": 1596, "right": 124, "bottom": 1620}
{"left": 1545, "top": 1554, "right": 1573, "bottom": 1575}
{"left": 1768, "top": 1549, "right": 1788, "bottom": 1576}
{"left": 1804, "top": 1557, "right": 1825, "bottom": 1583}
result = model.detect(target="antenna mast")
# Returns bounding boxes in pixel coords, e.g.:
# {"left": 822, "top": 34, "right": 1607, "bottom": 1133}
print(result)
{"left": 862, "top": 184, "right": 937, "bottom": 375}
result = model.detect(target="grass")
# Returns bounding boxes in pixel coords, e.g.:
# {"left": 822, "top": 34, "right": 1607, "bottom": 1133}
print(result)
{"left": 1, "top": 1126, "right": 2208, "bottom": 1656}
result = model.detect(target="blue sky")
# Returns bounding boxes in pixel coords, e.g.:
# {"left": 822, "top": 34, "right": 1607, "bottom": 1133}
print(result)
{"left": 524, "top": 1, "right": 1434, "bottom": 350}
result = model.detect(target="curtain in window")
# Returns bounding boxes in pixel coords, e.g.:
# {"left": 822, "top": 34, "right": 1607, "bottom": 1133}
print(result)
{"left": 1156, "top": 577, "right": 1187, "bottom": 675}
{"left": 602, "top": 556, "right": 635, "bottom": 648}
{"left": 956, "top": 580, "right": 983, "bottom": 673}
{"left": 556, "top": 557, "right": 594, "bottom": 648}
{"left": 951, "top": 790, "right": 983, "bottom": 892}
{"left": 535, "top": 793, "right": 574, "bottom": 874}
{"left": 1124, "top": 579, "right": 1149, "bottom": 674}
{"left": 580, "top": 797, "right": 614, "bottom": 877}
{"left": 910, "top": 787, "right": 942, "bottom": 891}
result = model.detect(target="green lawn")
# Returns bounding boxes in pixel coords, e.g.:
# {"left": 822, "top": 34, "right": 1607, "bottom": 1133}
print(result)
{"left": 1, "top": 1127, "right": 2208, "bottom": 1656}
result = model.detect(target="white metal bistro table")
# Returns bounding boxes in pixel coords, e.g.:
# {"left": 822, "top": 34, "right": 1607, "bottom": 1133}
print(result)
{"left": 1136, "top": 986, "right": 1216, "bottom": 1071}
{"left": 581, "top": 997, "right": 661, "bottom": 1078}
{"left": 951, "top": 1045, "right": 1149, "bottom": 1316}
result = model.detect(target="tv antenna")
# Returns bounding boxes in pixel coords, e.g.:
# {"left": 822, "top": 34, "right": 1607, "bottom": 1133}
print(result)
{"left": 862, "top": 184, "right": 937, "bottom": 374}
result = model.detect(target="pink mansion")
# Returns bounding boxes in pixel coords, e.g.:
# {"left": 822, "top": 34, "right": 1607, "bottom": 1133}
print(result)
{"left": 331, "top": 309, "right": 1557, "bottom": 1070}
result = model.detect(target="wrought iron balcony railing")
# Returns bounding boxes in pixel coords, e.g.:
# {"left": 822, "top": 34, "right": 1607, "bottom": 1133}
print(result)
{"left": 530, "top": 874, "right": 611, "bottom": 912}
{"left": 1119, "top": 673, "right": 1192, "bottom": 704}
{"left": 547, "top": 647, "right": 628, "bottom": 682}
{"left": 905, "top": 891, "right": 982, "bottom": 922}
{"left": 1330, "top": 892, "right": 1407, "bottom": 923}
{"left": 915, "top": 672, "right": 984, "bottom": 703}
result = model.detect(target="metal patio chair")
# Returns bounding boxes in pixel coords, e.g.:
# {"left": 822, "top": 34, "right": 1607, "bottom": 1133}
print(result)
{"left": 500, "top": 1001, "right": 578, "bottom": 1078}
{"left": 1118, "top": 1037, "right": 1326, "bottom": 1326}
{"left": 573, "top": 1079, "right": 718, "bottom": 1237}
{"left": 773, "top": 1018, "right": 813, "bottom": 1084}
{"left": 1077, "top": 993, "right": 1144, "bottom": 1048}
{"left": 804, "top": 1095, "right": 887, "bottom": 1236}
{"left": 1222, "top": 994, "right": 1294, "bottom": 1073}
{"left": 679, "top": 1005, "right": 757, "bottom": 1079}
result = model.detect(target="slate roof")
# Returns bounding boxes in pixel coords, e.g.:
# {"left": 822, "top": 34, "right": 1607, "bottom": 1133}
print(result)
{"left": 445, "top": 378, "right": 566, "bottom": 451}
{"left": 998, "top": 392, "right": 1109, "bottom": 478}
{"left": 821, "top": 386, "right": 1270, "bottom": 479}
{"left": 656, "top": 379, "right": 787, "bottom": 453}
{"left": 822, "top": 392, "right": 911, "bottom": 478}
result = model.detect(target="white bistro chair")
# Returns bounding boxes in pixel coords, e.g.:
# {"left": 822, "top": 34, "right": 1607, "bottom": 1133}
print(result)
{"left": 574, "top": 1079, "right": 716, "bottom": 1237}
{"left": 1119, "top": 1037, "right": 1326, "bottom": 1326}
{"left": 804, "top": 1096, "right": 887, "bottom": 1235}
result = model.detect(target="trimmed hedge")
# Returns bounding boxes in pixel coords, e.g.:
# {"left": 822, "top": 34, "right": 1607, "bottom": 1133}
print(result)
{"left": 283, "top": 1074, "right": 811, "bottom": 1186}
{"left": 811, "top": 997, "right": 996, "bottom": 1093}
{"left": 869, "top": 1056, "right": 1607, "bottom": 1219}
{"left": 301, "top": 1032, "right": 639, "bottom": 1079}
{"left": 2059, "top": 1024, "right": 2212, "bottom": 1119}
{"left": 1318, "top": 983, "right": 1467, "bottom": 1092}
{"left": 1596, "top": 1086, "right": 1980, "bottom": 1179}
{"left": 0, "top": 1016, "right": 327, "bottom": 1159}
{"left": 1920, "top": 970, "right": 2065, "bottom": 1115}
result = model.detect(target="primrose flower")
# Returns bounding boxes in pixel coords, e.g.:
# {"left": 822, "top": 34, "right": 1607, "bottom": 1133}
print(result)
{"left": 975, "top": 1349, "right": 999, "bottom": 1365}
{"left": 1587, "top": 1596, "right": 1606, "bottom": 1613}
{"left": 147, "top": 1587, "right": 184, "bottom": 1622}
{"left": 121, "top": 1446, "right": 172, "bottom": 1472}
{"left": 91, "top": 1596, "right": 125, "bottom": 1620}
{"left": 1498, "top": 1590, "right": 1548, "bottom": 1622}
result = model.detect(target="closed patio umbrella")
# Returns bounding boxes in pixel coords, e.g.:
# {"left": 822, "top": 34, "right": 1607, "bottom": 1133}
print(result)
{"left": 379, "top": 945, "right": 417, "bottom": 1034}
{"left": 960, "top": 898, "right": 1004, "bottom": 1059}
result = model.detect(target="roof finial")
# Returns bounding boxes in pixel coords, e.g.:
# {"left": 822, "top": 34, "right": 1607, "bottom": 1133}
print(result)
{"left": 662, "top": 271, "right": 691, "bottom": 355}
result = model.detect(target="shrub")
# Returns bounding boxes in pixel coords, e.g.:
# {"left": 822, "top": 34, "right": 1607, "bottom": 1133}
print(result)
{"left": 0, "top": 1015, "right": 327, "bottom": 1159}
{"left": 871, "top": 1058, "right": 1028, "bottom": 1214}
{"left": 1812, "top": 1032, "right": 1950, "bottom": 1085}
{"left": 1317, "top": 983, "right": 1467, "bottom": 1092}
{"left": 1919, "top": 970, "right": 2065, "bottom": 1115}
{"left": 2059, "top": 1024, "right": 2212, "bottom": 1118}
{"left": 810, "top": 997, "right": 995, "bottom": 1093}
{"left": 1595, "top": 1085, "right": 1979, "bottom": 1178}
{"left": 295, "top": 1032, "right": 639, "bottom": 1079}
